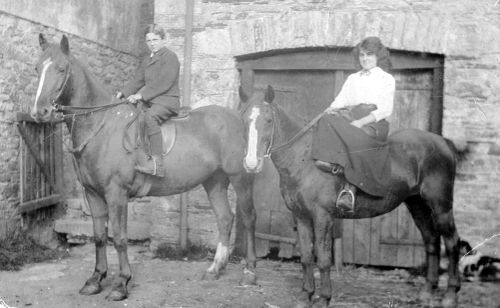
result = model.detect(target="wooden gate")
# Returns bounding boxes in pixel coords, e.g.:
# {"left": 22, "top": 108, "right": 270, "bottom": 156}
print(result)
{"left": 236, "top": 48, "right": 444, "bottom": 267}
{"left": 16, "top": 112, "right": 63, "bottom": 214}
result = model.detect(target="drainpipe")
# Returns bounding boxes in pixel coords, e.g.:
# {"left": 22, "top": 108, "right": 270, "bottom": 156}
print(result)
{"left": 179, "top": 0, "right": 194, "bottom": 250}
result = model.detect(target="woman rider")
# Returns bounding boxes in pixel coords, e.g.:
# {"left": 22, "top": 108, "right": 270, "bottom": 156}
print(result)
{"left": 321, "top": 36, "right": 396, "bottom": 212}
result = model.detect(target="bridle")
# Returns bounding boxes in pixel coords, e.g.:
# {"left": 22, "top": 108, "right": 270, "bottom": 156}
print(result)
{"left": 41, "top": 59, "right": 132, "bottom": 153}
{"left": 261, "top": 102, "right": 324, "bottom": 157}
{"left": 47, "top": 62, "right": 129, "bottom": 119}
{"left": 50, "top": 64, "right": 71, "bottom": 110}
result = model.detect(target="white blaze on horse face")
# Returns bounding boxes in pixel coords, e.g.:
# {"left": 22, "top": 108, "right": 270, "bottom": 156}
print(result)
{"left": 34, "top": 58, "right": 53, "bottom": 111}
{"left": 245, "top": 107, "right": 261, "bottom": 170}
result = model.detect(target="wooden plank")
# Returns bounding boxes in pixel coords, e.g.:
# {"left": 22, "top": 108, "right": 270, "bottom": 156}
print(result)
{"left": 35, "top": 124, "right": 41, "bottom": 199}
{"left": 16, "top": 123, "right": 57, "bottom": 192}
{"left": 430, "top": 67, "right": 444, "bottom": 134}
{"left": 255, "top": 232, "right": 296, "bottom": 245}
{"left": 369, "top": 216, "right": 382, "bottom": 265}
{"left": 379, "top": 209, "right": 399, "bottom": 265}
{"left": 353, "top": 218, "right": 371, "bottom": 264}
{"left": 334, "top": 238, "right": 343, "bottom": 268}
{"left": 396, "top": 206, "right": 415, "bottom": 267}
{"left": 342, "top": 219, "right": 354, "bottom": 263}
{"left": 40, "top": 124, "right": 47, "bottom": 198}
{"left": 235, "top": 48, "right": 443, "bottom": 71}
{"left": 253, "top": 160, "right": 277, "bottom": 257}
{"left": 239, "top": 68, "right": 255, "bottom": 98}
{"left": 54, "top": 125, "right": 64, "bottom": 194}
{"left": 19, "top": 194, "right": 61, "bottom": 214}
{"left": 19, "top": 125, "right": 25, "bottom": 204}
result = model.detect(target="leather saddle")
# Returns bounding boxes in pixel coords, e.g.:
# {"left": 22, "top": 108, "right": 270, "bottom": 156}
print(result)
{"left": 158, "top": 106, "right": 191, "bottom": 156}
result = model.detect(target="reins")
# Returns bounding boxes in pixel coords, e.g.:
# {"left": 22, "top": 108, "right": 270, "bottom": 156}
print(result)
{"left": 266, "top": 109, "right": 325, "bottom": 155}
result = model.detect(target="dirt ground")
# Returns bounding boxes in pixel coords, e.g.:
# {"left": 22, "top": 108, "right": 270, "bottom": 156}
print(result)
{"left": 0, "top": 244, "right": 499, "bottom": 308}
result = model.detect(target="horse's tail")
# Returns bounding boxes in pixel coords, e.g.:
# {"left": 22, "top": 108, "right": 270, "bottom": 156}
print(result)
{"left": 444, "top": 138, "right": 469, "bottom": 164}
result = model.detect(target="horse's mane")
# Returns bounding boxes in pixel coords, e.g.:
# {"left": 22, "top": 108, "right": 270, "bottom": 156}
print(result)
{"left": 69, "top": 54, "right": 113, "bottom": 103}
{"left": 272, "top": 103, "right": 308, "bottom": 136}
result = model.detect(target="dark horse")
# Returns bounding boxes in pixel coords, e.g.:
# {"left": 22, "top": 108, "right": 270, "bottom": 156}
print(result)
{"left": 240, "top": 86, "right": 460, "bottom": 308}
{"left": 31, "top": 34, "right": 258, "bottom": 300}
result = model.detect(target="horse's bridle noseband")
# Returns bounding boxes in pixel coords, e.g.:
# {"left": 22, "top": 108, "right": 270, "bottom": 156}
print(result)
{"left": 50, "top": 64, "right": 71, "bottom": 112}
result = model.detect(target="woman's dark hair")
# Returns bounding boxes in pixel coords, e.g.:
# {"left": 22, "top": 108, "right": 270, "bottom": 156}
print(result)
{"left": 353, "top": 37, "right": 392, "bottom": 71}
{"left": 144, "top": 24, "right": 166, "bottom": 39}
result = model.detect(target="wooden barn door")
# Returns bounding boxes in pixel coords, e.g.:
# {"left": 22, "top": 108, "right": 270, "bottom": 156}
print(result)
{"left": 236, "top": 49, "right": 444, "bottom": 267}
{"left": 342, "top": 66, "right": 443, "bottom": 267}
{"left": 16, "top": 113, "right": 63, "bottom": 214}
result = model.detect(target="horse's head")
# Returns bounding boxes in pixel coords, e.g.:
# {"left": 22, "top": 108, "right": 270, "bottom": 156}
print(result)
{"left": 31, "top": 34, "right": 72, "bottom": 122}
{"left": 240, "top": 85, "right": 276, "bottom": 173}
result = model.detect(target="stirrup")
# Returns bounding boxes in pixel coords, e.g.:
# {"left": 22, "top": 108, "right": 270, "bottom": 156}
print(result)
{"left": 336, "top": 188, "right": 355, "bottom": 212}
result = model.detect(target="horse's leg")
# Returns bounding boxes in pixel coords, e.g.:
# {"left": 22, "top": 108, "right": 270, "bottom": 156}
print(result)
{"left": 230, "top": 173, "right": 257, "bottom": 286}
{"left": 405, "top": 196, "right": 441, "bottom": 304}
{"left": 202, "top": 172, "right": 234, "bottom": 280}
{"left": 295, "top": 217, "right": 316, "bottom": 308}
{"left": 104, "top": 185, "right": 132, "bottom": 301}
{"left": 79, "top": 190, "right": 109, "bottom": 295}
{"left": 312, "top": 209, "right": 333, "bottom": 308}
{"left": 421, "top": 176, "right": 460, "bottom": 308}
{"left": 434, "top": 209, "right": 460, "bottom": 308}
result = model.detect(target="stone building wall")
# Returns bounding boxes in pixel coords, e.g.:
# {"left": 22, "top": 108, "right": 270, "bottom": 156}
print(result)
{"left": 0, "top": 0, "right": 151, "bottom": 55}
{"left": 0, "top": 11, "right": 139, "bottom": 240}
{"left": 155, "top": 0, "right": 500, "bottom": 255}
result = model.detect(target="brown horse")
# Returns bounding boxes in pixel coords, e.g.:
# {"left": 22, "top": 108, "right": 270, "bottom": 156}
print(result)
{"left": 240, "top": 86, "right": 461, "bottom": 308}
{"left": 30, "top": 34, "right": 258, "bottom": 300}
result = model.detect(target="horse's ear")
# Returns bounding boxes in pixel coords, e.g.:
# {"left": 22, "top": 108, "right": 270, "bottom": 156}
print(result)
{"left": 239, "top": 86, "right": 249, "bottom": 102}
{"left": 60, "top": 35, "right": 70, "bottom": 55}
{"left": 39, "top": 34, "right": 48, "bottom": 51}
{"left": 264, "top": 85, "right": 275, "bottom": 103}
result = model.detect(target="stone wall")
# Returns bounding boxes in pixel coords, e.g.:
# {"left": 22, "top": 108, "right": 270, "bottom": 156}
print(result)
{"left": 0, "top": 0, "right": 153, "bottom": 55}
{"left": 155, "top": 0, "right": 500, "bottom": 255}
{"left": 0, "top": 11, "right": 139, "bottom": 240}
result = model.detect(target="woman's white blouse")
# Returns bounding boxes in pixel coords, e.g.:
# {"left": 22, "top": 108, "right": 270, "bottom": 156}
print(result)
{"left": 329, "top": 66, "right": 396, "bottom": 122}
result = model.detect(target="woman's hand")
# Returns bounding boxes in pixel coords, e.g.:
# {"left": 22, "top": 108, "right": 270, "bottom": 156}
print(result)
{"left": 351, "top": 113, "right": 376, "bottom": 128}
{"left": 126, "top": 93, "right": 143, "bottom": 104}
{"left": 350, "top": 120, "right": 363, "bottom": 128}
{"left": 325, "top": 106, "right": 339, "bottom": 115}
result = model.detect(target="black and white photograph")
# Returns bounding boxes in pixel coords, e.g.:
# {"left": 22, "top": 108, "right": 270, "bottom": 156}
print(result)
{"left": 0, "top": 1, "right": 499, "bottom": 307}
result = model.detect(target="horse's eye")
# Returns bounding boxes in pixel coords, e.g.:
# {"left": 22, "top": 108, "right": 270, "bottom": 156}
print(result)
{"left": 57, "top": 66, "right": 65, "bottom": 72}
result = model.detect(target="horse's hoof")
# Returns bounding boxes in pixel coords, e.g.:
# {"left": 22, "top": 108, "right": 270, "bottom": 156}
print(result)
{"left": 418, "top": 284, "right": 436, "bottom": 303}
{"left": 418, "top": 289, "right": 432, "bottom": 302}
{"left": 79, "top": 282, "right": 102, "bottom": 295}
{"left": 239, "top": 269, "right": 257, "bottom": 286}
{"left": 294, "top": 292, "right": 312, "bottom": 308}
{"left": 293, "top": 301, "right": 310, "bottom": 308}
{"left": 106, "top": 289, "right": 128, "bottom": 301}
{"left": 311, "top": 297, "right": 329, "bottom": 308}
{"left": 441, "top": 293, "right": 458, "bottom": 308}
{"left": 201, "top": 270, "right": 219, "bottom": 281}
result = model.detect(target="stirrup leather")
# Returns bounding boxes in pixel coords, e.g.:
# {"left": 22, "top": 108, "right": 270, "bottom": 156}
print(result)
{"left": 336, "top": 188, "right": 355, "bottom": 212}
{"left": 150, "top": 155, "right": 164, "bottom": 177}
{"left": 151, "top": 156, "right": 158, "bottom": 176}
